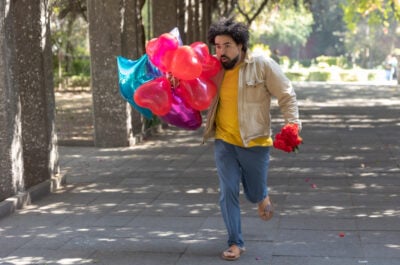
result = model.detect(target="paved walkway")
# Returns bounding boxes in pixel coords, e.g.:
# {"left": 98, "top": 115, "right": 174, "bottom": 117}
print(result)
{"left": 0, "top": 82, "right": 399, "bottom": 265}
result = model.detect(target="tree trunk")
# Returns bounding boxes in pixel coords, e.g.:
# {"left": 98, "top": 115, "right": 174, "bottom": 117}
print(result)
{"left": 151, "top": 0, "right": 178, "bottom": 38}
{"left": 12, "top": 0, "right": 58, "bottom": 189}
{"left": 88, "top": 1, "right": 131, "bottom": 147}
{"left": 177, "top": 0, "right": 186, "bottom": 43}
{"left": 0, "top": 0, "right": 59, "bottom": 203}
{"left": 122, "top": 0, "right": 147, "bottom": 136}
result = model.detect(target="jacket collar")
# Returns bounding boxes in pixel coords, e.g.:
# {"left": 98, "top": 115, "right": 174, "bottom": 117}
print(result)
{"left": 243, "top": 51, "right": 255, "bottom": 64}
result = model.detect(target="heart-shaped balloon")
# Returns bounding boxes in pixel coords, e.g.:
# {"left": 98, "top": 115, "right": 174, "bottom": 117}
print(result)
{"left": 190, "top": 41, "right": 210, "bottom": 64}
{"left": 169, "top": 45, "right": 202, "bottom": 80}
{"left": 117, "top": 55, "right": 162, "bottom": 119}
{"left": 200, "top": 55, "right": 221, "bottom": 79}
{"left": 146, "top": 33, "right": 179, "bottom": 72}
{"left": 176, "top": 77, "right": 217, "bottom": 111}
{"left": 160, "top": 90, "right": 202, "bottom": 130}
{"left": 134, "top": 77, "right": 172, "bottom": 116}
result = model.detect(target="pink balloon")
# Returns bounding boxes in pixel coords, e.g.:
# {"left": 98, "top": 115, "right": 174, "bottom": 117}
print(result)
{"left": 190, "top": 42, "right": 210, "bottom": 64}
{"left": 146, "top": 33, "right": 179, "bottom": 72}
{"left": 134, "top": 77, "right": 172, "bottom": 116}
{"left": 160, "top": 90, "right": 202, "bottom": 130}
{"left": 176, "top": 77, "right": 217, "bottom": 111}
{"left": 169, "top": 46, "right": 202, "bottom": 80}
{"left": 200, "top": 55, "right": 222, "bottom": 78}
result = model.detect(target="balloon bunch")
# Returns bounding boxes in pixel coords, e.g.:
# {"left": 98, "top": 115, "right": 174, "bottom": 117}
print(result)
{"left": 117, "top": 28, "right": 221, "bottom": 130}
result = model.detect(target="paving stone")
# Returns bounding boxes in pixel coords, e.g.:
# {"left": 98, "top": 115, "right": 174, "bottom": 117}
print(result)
{"left": 1, "top": 83, "right": 399, "bottom": 264}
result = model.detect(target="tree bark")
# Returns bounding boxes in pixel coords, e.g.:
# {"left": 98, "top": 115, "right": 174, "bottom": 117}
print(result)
{"left": 121, "top": 0, "right": 147, "bottom": 135}
{"left": 0, "top": 0, "right": 59, "bottom": 202}
{"left": 88, "top": 0, "right": 131, "bottom": 147}
{"left": 151, "top": 0, "right": 178, "bottom": 38}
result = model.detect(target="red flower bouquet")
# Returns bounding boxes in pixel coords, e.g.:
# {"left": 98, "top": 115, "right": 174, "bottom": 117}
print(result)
{"left": 273, "top": 124, "right": 303, "bottom": 153}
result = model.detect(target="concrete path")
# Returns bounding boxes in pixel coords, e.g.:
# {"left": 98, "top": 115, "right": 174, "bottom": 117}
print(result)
{"left": 0, "top": 82, "right": 399, "bottom": 265}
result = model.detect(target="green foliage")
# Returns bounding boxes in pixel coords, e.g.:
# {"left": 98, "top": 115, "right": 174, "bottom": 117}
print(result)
{"left": 308, "top": 0, "right": 347, "bottom": 57}
{"left": 51, "top": 0, "right": 90, "bottom": 88}
{"left": 68, "top": 75, "right": 90, "bottom": 87}
{"left": 341, "top": 0, "right": 400, "bottom": 68}
{"left": 285, "top": 71, "right": 307, "bottom": 81}
{"left": 339, "top": 72, "right": 359, "bottom": 82}
{"left": 342, "top": 0, "right": 400, "bottom": 32}
{"left": 315, "top": 55, "right": 349, "bottom": 68}
{"left": 367, "top": 72, "right": 378, "bottom": 81}
{"left": 71, "top": 58, "right": 90, "bottom": 76}
{"left": 307, "top": 71, "right": 331, "bottom": 81}
{"left": 248, "top": 0, "right": 314, "bottom": 59}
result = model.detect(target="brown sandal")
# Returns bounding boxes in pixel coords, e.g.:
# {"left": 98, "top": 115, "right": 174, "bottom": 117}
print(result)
{"left": 221, "top": 245, "right": 245, "bottom": 261}
{"left": 258, "top": 196, "right": 274, "bottom": 221}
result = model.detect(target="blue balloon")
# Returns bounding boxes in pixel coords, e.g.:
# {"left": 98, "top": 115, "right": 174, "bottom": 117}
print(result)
{"left": 117, "top": 54, "right": 162, "bottom": 119}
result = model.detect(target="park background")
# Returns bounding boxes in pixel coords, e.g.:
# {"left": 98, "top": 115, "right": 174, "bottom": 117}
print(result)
{"left": 53, "top": 0, "right": 400, "bottom": 145}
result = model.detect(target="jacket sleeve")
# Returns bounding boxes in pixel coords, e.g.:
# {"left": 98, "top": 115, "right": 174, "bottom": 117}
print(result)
{"left": 263, "top": 57, "right": 302, "bottom": 130}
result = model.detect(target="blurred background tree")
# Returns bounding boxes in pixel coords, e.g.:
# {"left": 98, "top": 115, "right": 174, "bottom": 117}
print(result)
{"left": 342, "top": 0, "right": 400, "bottom": 68}
{"left": 49, "top": 0, "right": 400, "bottom": 87}
{"left": 50, "top": 0, "right": 89, "bottom": 89}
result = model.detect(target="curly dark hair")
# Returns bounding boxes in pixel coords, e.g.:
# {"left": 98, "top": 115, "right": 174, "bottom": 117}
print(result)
{"left": 207, "top": 17, "right": 249, "bottom": 52}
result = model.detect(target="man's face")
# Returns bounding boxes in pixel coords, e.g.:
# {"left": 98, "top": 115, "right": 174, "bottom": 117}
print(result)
{"left": 214, "top": 35, "right": 242, "bottom": 70}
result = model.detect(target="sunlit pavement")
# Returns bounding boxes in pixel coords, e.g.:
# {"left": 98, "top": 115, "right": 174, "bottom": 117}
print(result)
{"left": 0, "top": 82, "right": 399, "bottom": 265}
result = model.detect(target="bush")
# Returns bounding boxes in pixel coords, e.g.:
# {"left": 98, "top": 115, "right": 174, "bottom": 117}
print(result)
{"left": 285, "top": 71, "right": 307, "bottom": 81}
{"left": 307, "top": 71, "right": 331, "bottom": 81}
{"left": 316, "top": 55, "right": 337, "bottom": 66}
{"left": 68, "top": 75, "right": 91, "bottom": 87}
{"left": 339, "top": 72, "right": 358, "bottom": 82}
{"left": 367, "top": 72, "right": 377, "bottom": 81}
{"left": 71, "top": 58, "right": 91, "bottom": 76}
{"left": 315, "top": 55, "right": 348, "bottom": 68}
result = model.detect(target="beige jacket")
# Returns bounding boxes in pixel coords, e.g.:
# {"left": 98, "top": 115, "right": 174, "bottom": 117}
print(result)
{"left": 203, "top": 52, "right": 301, "bottom": 147}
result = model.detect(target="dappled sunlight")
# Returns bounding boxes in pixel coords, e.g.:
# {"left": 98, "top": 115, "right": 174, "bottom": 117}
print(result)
{"left": 2, "top": 256, "right": 93, "bottom": 264}
{"left": 356, "top": 209, "right": 400, "bottom": 218}
{"left": 149, "top": 230, "right": 196, "bottom": 238}
{"left": 386, "top": 244, "right": 400, "bottom": 250}
{"left": 2, "top": 83, "right": 400, "bottom": 263}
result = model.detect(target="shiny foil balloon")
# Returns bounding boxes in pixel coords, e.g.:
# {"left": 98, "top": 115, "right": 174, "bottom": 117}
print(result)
{"left": 160, "top": 90, "right": 202, "bottom": 130}
{"left": 134, "top": 77, "right": 172, "bottom": 116}
{"left": 176, "top": 77, "right": 217, "bottom": 111}
{"left": 117, "top": 55, "right": 162, "bottom": 119}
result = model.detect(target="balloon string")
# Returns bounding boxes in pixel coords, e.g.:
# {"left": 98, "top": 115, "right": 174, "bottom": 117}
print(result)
{"left": 167, "top": 72, "right": 178, "bottom": 89}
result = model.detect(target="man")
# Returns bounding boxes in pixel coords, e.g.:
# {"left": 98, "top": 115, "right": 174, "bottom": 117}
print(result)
{"left": 203, "top": 17, "right": 301, "bottom": 261}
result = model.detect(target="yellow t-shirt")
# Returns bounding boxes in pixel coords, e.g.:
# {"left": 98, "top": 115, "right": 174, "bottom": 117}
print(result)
{"left": 215, "top": 64, "right": 272, "bottom": 147}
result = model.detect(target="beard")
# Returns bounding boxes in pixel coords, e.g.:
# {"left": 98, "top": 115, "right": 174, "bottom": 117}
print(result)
{"left": 220, "top": 55, "right": 240, "bottom": 70}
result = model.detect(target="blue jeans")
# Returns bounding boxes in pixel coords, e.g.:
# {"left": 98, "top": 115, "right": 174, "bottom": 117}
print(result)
{"left": 214, "top": 139, "right": 271, "bottom": 248}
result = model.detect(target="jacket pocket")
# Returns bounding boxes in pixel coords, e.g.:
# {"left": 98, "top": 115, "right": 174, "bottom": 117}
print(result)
{"left": 244, "top": 81, "right": 266, "bottom": 102}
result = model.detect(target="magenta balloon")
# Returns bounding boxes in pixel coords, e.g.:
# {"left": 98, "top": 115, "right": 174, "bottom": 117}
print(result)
{"left": 146, "top": 33, "right": 179, "bottom": 72}
{"left": 160, "top": 90, "right": 202, "bottom": 130}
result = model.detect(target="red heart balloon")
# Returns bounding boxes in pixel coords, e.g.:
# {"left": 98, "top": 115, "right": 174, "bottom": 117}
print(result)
{"left": 176, "top": 77, "right": 217, "bottom": 111}
{"left": 170, "top": 46, "right": 202, "bottom": 80}
{"left": 134, "top": 77, "right": 172, "bottom": 116}
{"left": 190, "top": 41, "right": 210, "bottom": 64}
{"left": 200, "top": 55, "right": 221, "bottom": 78}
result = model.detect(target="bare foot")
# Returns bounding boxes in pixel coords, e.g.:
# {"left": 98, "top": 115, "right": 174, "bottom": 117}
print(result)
{"left": 258, "top": 196, "right": 274, "bottom": 221}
